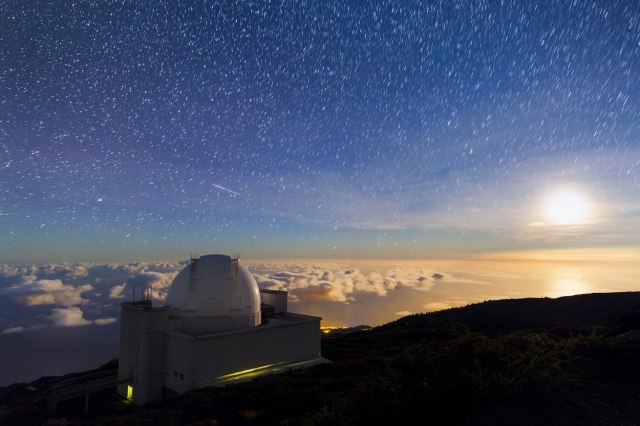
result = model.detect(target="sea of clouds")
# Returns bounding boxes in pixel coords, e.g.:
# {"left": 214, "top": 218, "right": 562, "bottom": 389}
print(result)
{"left": 0, "top": 260, "right": 454, "bottom": 334}
{"left": 0, "top": 261, "right": 184, "bottom": 333}
{"left": 250, "top": 261, "right": 446, "bottom": 303}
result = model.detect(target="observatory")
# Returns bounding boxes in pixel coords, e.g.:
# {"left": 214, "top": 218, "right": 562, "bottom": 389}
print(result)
{"left": 117, "top": 254, "right": 325, "bottom": 405}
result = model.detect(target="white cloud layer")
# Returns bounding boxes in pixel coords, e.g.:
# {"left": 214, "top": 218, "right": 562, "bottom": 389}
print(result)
{"left": 49, "top": 307, "right": 91, "bottom": 327}
{"left": 0, "top": 259, "right": 453, "bottom": 330}
{"left": 109, "top": 284, "right": 126, "bottom": 299}
{"left": 0, "top": 261, "right": 185, "bottom": 331}
{"left": 250, "top": 262, "right": 444, "bottom": 303}
{"left": 22, "top": 280, "right": 94, "bottom": 307}
{"left": 95, "top": 317, "right": 117, "bottom": 326}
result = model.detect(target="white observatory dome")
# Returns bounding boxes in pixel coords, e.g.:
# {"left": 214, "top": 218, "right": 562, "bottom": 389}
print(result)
{"left": 165, "top": 254, "right": 261, "bottom": 334}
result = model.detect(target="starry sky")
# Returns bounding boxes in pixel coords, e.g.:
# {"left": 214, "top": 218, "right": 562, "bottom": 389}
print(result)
{"left": 2, "top": 0, "right": 639, "bottom": 263}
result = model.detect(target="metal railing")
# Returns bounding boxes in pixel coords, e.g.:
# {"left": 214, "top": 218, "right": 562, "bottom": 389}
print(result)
{"left": 46, "top": 373, "right": 129, "bottom": 413}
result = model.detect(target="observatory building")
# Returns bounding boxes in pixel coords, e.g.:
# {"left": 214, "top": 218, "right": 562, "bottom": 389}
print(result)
{"left": 117, "top": 254, "right": 325, "bottom": 405}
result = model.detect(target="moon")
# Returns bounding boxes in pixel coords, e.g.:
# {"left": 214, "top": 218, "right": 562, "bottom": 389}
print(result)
{"left": 544, "top": 190, "right": 588, "bottom": 225}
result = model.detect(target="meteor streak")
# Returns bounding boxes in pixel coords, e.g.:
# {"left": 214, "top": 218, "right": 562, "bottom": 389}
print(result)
{"left": 212, "top": 183, "right": 244, "bottom": 197}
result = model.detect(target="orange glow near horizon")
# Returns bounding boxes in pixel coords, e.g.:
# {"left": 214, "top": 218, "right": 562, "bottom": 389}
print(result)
{"left": 257, "top": 247, "right": 639, "bottom": 328}
{"left": 246, "top": 247, "right": 639, "bottom": 265}
{"left": 469, "top": 247, "right": 640, "bottom": 262}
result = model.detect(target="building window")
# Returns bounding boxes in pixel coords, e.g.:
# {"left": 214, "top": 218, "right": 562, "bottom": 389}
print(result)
{"left": 127, "top": 385, "right": 133, "bottom": 400}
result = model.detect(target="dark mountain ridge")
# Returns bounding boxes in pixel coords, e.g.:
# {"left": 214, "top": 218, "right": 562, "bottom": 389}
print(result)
{"left": 396, "top": 291, "right": 640, "bottom": 333}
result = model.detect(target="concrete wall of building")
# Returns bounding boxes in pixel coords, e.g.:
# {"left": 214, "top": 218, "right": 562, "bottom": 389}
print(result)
{"left": 163, "top": 315, "right": 321, "bottom": 391}
{"left": 117, "top": 303, "right": 169, "bottom": 406}
{"left": 162, "top": 329, "right": 196, "bottom": 395}
{"left": 118, "top": 299, "right": 322, "bottom": 404}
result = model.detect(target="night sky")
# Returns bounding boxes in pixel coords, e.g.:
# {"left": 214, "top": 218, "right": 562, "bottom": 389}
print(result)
{"left": 2, "top": 1, "right": 639, "bottom": 263}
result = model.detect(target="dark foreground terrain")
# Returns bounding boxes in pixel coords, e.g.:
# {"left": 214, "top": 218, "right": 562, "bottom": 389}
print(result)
{"left": 3, "top": 292, "right": 640, "bottom": 425}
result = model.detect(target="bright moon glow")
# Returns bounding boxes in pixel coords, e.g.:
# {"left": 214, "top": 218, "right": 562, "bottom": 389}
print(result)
{"left": 544, "top": 191, "right": 589, "bottom": 225}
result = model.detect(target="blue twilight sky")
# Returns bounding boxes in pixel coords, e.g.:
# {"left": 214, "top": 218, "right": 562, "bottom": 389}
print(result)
{"left": 1, "top": 1, "right": 639, "bottom": 263}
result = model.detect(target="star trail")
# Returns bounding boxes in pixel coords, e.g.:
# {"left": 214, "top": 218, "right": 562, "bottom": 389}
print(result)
{"left": 2, "top": 1, "right": 639, "bottom": 262}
